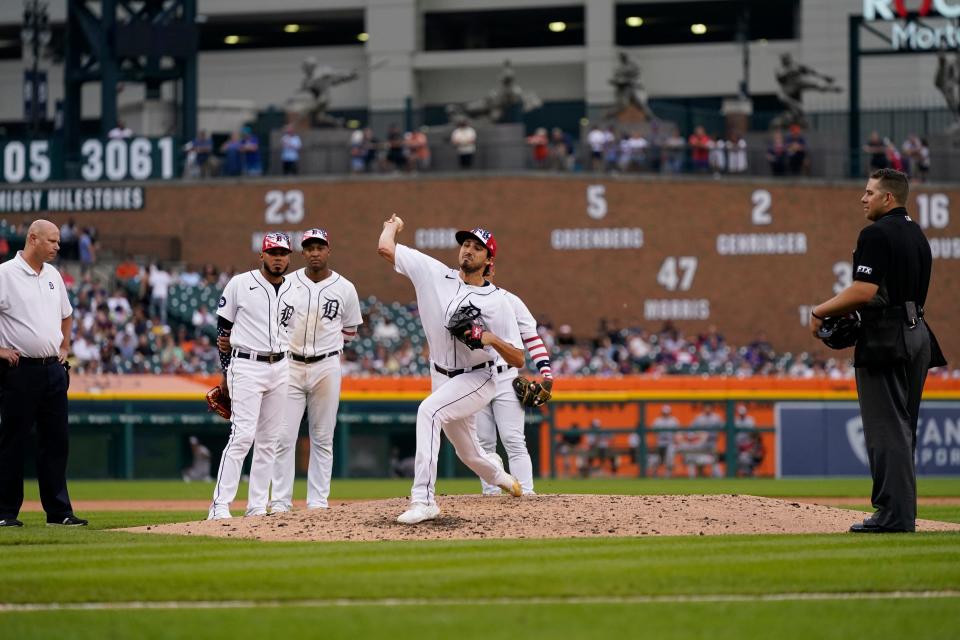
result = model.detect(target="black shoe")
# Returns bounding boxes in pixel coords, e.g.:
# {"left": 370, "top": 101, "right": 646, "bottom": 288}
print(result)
{"left": 0, "top": 518, "right": 24, "bottom": 527}
{"left": 46, "top": 515, "right": 88, "bottom": 527}
{"left": 849, "top": 521, "right": 909, "bottom": 533}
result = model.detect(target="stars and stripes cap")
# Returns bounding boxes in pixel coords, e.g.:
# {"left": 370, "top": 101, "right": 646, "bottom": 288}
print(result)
{"left": 261, "top": 232, "right": 292, "bottom": 253}
{"left": 455, "top": 227, "right": 497, "bottom": 258}
{"left": 302, "top": 228, "right": 330, "bottom": 246}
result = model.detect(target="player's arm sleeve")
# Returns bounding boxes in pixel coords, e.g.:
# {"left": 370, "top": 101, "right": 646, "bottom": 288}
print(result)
{"left": 217, "top": 315, "right": 234, "bottom": 372}
{"left": 508, "top": 292, "right": 553, "bottom": 379}
{"left": 852, "top": 226, "right": 889, "bottom": 286}
{"left": 393, "top": 244, "right": 445, "bottom": 286}
{"left": 490, "top": 298, "right": 523, "bottom": 351}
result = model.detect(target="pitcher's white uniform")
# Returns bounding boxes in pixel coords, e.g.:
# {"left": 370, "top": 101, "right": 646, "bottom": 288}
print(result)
{"left": 394, "top": 243, "right": 522, "bottom": 508}
{"left": 269, "top": 267, "right": 362, "bottom": 511}
{"left": 476, "top": 288, "right": 550, "bottom": 495}
{"left": 209, "top": 257, "right": 296, "bottom": 519}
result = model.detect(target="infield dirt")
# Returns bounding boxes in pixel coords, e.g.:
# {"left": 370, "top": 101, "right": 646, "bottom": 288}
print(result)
{"left": 126, "top": 494, "right": 960, "bottom": 541}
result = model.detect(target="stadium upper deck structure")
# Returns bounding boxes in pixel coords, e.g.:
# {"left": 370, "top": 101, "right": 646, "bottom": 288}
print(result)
{"left": 0, "top": 0, "right": 955, "bottom": 138}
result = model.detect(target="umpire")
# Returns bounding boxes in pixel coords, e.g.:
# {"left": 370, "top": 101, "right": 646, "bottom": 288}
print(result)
{"left": 0, "top": 220, "right": 87, "bottom": 528}
{"left": 811, "top": 169, "right": 945, "bottom": 534}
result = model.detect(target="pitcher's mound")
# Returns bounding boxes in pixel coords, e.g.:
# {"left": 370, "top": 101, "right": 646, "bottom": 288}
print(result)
{"left": 125, "top": 494, "right": 960, "bottom": 542}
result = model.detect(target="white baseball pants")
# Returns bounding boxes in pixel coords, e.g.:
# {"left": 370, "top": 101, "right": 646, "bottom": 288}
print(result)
{"left": 211, "top": 357, "right": 289, "bottom": 515}
{"left": 410, "top": 367, "right": 513, "bottom": 506}
{"left": 476, "top": 373, "right": 535, "bottom": 495}
{"left": 270, "top": 356, "right": 342, "bottom": 510}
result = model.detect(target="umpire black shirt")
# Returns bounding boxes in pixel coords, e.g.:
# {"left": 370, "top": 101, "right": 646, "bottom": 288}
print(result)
{"left": 852, "top": 207, "right": 931, "bottom": 307}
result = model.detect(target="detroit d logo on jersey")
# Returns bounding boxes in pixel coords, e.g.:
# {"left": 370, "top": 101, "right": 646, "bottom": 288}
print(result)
{"left": 321, "top": 297, "right": 340, "bottom": 321}
{"left": 280, "top": 303, "right": 295, "bottom": 328}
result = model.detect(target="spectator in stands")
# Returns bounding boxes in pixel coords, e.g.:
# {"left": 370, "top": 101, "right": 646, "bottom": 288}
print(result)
{"left": 192, "top": 130, "right": 214, "bottom": 178}
{"left": 917, "top": 138, "right": 931, "bottom": 183}
{"left": 108, "top": 120, "right": 133, "bottom": 139}
{"left": 349, "top": 128, "right": 366, "bottom": 174}
{"left": 550, "top": 128, "right": 575, "bottom": 171}
{"left": 709, "top": 136, "right": 727, "bottom": 175}
{"left": 179, "top": 265, "right": 201, "bottom": 288}
{"left": 404, "top": 127, "right": 431, "bottom": 172}
{"left": 649, "top": 404, "right": 679, "bottom": 477}
{"left": 202, "top": 263, "right": 219, "bottom": 287}
{"left": 901, "top": 134, "right": 922, "bottom": 178}
{"left": 363, "top": 128, "right": 381, "bottom": 172}
{"left": 786, "top": 124, "right": 808, "bottom": 175}
{"left": 619, "top": 130, "right": 649, "bottom": 172}
{"left": 527, "top": 127, "right": 549, "bottom": 169}
{"left": 192, "top": 304, "right": 216, "bottom": 330}
{"left": 450, "top": 117, "right": 477, "bottom": 169}
{"left": 220, "top": 132, "right": 244, "bottom": 177}
{"left": 106, "top": 288, "right": 132, "bottom": 322}
{"left": 767, "top": 130, "right": 788, "bottom": 176}
{"left": 647, "top": 120, "right": 664, "bottom": 173}
{"left": 59, "top": 219, "right": 78, "bottom": 261}
{"left": 280, "top": 125, "right": 302, "bottom": 176}
{"left": 727, "top": 132, "right": 748, "bottom": 174}
{"left": 372, "top": 314, "right": 400, "bottom": 341}
{"left": 78, "top": 227, "right": 96, "bottom": 275}
{"left": 114, "top": 255, "right": 140, "bottom": 281}
{"left": 556, "top": 323, "right": 576, "bottom": 347}
{"left": 884, "top": 137, "right": 904, "bottom": 172}
{"left": 586, "top": 125, "right": 607, "bottom": 172}
{"left": 662, "top": 126, "right": 685, "bottom": 174}
{"left": 148, "top": 263, "right": 172, "bottom": 325}
{"left": 603, "top": 126, "right": 620, "bottom": 172}
{"left": 240, "top": 127, "right": 262, "bottom": 176}
{"left": 688, "top": 126, "right": 712, "bottom": 173}
{"left": 386, "top": 123, "right": 406, "bottom": 172}
{"left": 863, "top": 131, "right": 887, "bottom": 172}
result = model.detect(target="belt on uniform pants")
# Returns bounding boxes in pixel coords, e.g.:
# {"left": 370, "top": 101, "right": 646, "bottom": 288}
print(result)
{"left": 433, "top": 362, "right": 512, "bottom": 378}
{"left": 860, "top": 304, "right": 924, "bottom": 322}
{"left": 231, "top": 349, "right": 286, "bottom": 364}
{"left": 291, "top": 350, "right": 341, "bottom": 364}
{"left": 17, "top": 356, "right": 60, "bottom": 366}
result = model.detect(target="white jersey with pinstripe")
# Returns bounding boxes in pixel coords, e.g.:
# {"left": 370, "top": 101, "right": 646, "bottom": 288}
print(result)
{"left": 217, "top": 269, "right": 295, "bottom": 354}
{"left": 287, "top": 268, "right": 362, "bottom": 357}
{"left": 393, "top": 244, "right": 521, "bottom": 368}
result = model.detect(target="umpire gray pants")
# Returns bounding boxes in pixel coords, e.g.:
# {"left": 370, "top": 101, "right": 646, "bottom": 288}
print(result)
{"left": 854, "top": 320, "right": 931, "bottom": 532}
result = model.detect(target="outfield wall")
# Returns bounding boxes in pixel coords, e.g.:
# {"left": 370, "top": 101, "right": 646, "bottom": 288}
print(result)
{"left": 3, "top": 175, "right": 958, "bottom": 357}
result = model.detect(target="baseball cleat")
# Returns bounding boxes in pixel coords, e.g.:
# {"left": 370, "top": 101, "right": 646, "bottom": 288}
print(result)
{"left": 244, "top": 508, "right": 268, "bottom": 517}
{"left": 397, "top": 503, "right": 440, "bottom": 524}
{"left": 207, "top": 506, "right": 232, "bottom": 521}
{"left": 269, "top": 504, "right": 291, "bottom": 514}
{"left": 46, "top": 515, "right": 88, "bottom": 527}
{"left": 0, "top": 518, "right": 24, "bottom": 527}
{"left": 501, "top": 476, "right": 522, "bottom": 497}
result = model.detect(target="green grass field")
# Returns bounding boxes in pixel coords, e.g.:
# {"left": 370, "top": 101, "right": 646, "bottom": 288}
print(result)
{"left": 3, "top": 478, "right": 959, "bottom": 639}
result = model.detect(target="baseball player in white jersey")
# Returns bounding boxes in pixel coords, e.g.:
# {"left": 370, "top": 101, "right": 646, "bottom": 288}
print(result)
{"left": 208, "top": 232, "right": 296, "bottom": 520}
{"left": 268, "top": 228, "right": 362, "bottom": 512}
{"left": 378, "top": 215, "right": 524, "bottom": 524}
{"left": 476, "top": 278, "right": 553, "bottom": 496}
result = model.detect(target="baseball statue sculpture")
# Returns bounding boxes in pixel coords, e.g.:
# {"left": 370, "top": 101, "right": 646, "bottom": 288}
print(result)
{"left": 772, "top": 53, "right": 841, "bottom": 129}
{"left": 607, "top": 51, "right": 656, "bottom": 121}
{"left": 445, "top": 59, "right": 542, "bottom": 123}
{"left": 935, "top": 49, "right": 960, "bottom": 133}
{"left": 288, "top": 56, "right": 366, "bottom": 127}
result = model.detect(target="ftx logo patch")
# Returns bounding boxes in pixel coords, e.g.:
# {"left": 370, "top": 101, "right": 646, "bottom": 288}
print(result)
{"left": 856, "top": 265, "right": 873, "bottom": 275}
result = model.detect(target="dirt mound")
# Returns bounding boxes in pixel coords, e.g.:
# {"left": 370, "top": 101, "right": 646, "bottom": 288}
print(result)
{"left": 124, "top": 494, "right": 960, "bottom": 541}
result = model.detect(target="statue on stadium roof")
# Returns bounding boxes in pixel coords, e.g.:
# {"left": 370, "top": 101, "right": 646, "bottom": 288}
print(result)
{"left": 607, "top": 51, "right": 656, "bottom": 121}
{"left": 445, "top": 59, "right": 542, "bottom": 123}
{"left": 935, "top": 50, "right": 960, "bottom": 133}
{"left": 290, "top": 56, "right": 361, "bottom": 127}
{"left": 772, "top": 53, "right": 841, "bottom": 129}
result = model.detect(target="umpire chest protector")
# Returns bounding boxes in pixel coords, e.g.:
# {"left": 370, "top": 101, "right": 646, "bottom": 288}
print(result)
{"left": 851, "top": 207, "right": 945, "bottom": 369}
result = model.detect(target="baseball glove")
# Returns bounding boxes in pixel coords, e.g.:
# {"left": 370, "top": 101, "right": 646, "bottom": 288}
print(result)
{"left": 513, "top": 376, "right": 553, "bottom": 407}
{"left": 817, "top": 311, "right": 861, "bottom": 350}
{"left": 446, "top": 304, "right": 485, "bottom": 350}
{"left": 206, "top": 385, "right": 231, "bottom": 420}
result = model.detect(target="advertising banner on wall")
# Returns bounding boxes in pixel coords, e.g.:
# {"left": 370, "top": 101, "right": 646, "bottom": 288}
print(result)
{"left": 776, "top": 402, "right": 960, "bottom": 477}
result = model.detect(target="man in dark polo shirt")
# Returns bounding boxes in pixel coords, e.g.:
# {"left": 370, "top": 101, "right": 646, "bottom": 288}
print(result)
{"left": 0, "top": 219, "right": 87, "bottom": 527}
{"left": 811, "top": 169, "right": 945, "bottom": 533}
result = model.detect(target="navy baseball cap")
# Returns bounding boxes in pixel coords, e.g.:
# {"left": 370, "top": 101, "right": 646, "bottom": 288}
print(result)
{"left": 455, "top": 227, "right": 497, "bottom": 258}
{"left": 302, "top": 228, "right": 330, "bottom": 246}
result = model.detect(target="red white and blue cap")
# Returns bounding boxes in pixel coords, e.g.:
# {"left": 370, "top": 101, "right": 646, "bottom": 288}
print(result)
{"left": 302, "top": 228, "right": 330, "bottom": 246}
{"left": 261, "top": 232, "right": 292, "bottom": 253}
{"left": 455, "top": 227, "right": 497, "bottom": 258}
